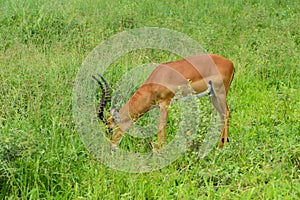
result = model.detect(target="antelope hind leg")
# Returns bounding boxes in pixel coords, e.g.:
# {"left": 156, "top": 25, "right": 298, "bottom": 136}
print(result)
{"left": 218, "top": 105, "right": 230, "bottom": 148}
{"left": 209, "top": 86, "right": 229, "bottom": 148}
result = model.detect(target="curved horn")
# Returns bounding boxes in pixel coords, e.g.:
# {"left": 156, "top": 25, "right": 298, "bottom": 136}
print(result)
{"left": 92, "top": 74, "right": 111, "bottom": 122}
{"left": 98, "top": 74, "right": 111, "bottom": 103}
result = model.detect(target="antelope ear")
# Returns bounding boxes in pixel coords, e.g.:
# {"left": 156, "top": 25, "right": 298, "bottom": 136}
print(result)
{"left": 110, "top": 106, "right": 116, "bottom": 115}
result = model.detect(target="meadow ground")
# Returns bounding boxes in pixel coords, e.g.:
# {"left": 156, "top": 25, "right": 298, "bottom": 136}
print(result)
{"left": 0, "top": 0, "right": 299, "bottom": 199}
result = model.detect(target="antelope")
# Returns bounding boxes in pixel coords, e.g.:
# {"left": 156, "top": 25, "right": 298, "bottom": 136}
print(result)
{"left": 93, "top": 54, "right": 234, "bottom": 150}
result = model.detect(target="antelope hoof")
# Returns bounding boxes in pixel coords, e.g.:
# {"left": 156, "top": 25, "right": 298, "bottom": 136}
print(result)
{"left": 218, "top": 137, "right": 229, "bottom": 148}
{"left": 221, "top": 138, "right": 229, "bottom": 143}
{"left": 150, "top": 142, "right": 166, "bottom": 154}
{"left": 150, "top": 141, "right": 158, "bottom": 149}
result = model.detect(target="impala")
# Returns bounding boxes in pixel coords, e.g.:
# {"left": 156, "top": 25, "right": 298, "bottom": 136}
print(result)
{"left": 93, "top": 54, "right": 234, "bottom": 150}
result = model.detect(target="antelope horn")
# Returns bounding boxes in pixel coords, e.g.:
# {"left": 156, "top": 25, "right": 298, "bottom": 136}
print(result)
{"left": 98, "top": 74, "right": 111, "bottom": 103}
{"left": 92, "top": 74, "right": 111, "bottom": 123}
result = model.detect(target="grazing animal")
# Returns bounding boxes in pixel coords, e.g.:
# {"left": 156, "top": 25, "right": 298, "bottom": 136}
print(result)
{"left": 93, "top": 54, "right": 234, "bottom": 150}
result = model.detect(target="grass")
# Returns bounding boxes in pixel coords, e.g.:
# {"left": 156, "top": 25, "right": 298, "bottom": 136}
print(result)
{"left": 0, "top": 0, "right": 299, "bottom": 199}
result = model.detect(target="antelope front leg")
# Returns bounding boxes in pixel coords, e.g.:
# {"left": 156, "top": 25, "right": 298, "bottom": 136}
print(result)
{"left": 156, "top": 102, "right": 169, "bottom": 149}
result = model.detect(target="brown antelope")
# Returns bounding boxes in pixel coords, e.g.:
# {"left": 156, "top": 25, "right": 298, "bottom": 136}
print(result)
{"left": 93, "top": 54, "right": 234, "bottom": 150}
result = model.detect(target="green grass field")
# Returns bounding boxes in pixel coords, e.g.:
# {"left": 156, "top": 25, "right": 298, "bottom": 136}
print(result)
{"left": 1, "top": 0, "right": 299, "bottom": 199}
